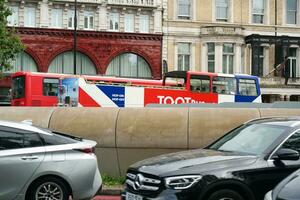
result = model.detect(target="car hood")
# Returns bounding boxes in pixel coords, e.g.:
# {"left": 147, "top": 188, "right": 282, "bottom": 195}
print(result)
{"left": 129, "top": 149, "right": 258, "bottom": 177}
{"left": 275, "top": 171, "right": 300, "bottom": 200}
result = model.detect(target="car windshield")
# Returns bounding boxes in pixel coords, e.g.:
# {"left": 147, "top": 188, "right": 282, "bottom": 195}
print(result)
{"left": 208, "top": 124, "right": 288, "bottom": 155}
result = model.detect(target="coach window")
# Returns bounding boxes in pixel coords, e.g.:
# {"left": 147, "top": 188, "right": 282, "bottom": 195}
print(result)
{"left": 238, "top": 79, "right": 258, "bottom": 96}
{"left": 190, "top": 75, "right": 210, "bottom": 92}
{"left": 213, "top": 76, "right": 236, "bottom": 95}
{"left": 43, "top": 78, "right": 59, "bottom": 96}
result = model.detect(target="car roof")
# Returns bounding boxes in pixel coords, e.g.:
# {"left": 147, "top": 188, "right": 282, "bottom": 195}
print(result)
{"left": 247, "top": 117, "right": 300, "bottom": 128}
{"left": 0, "top": 120, "right": 52, "bottom": 135}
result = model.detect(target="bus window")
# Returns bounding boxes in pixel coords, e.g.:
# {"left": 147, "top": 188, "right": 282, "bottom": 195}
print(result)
{"left": 212, "top": 77, "right": 236, "bottom": 95}
{"left": 43, "top": 78, "right": 59, "bottom": 96}
{"left": 12, "top": 76, "right": 25, "bottom": 99}
{"left": 165, "top": 77, "right": 185, "bottom": 87}
{"left": 190, "top": 75, "right": 210, "bottom": 92}
{"left": 239, "top": 79, "right": 258, "bottom": 96}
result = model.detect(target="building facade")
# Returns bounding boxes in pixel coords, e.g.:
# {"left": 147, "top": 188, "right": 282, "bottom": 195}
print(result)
{"left": 163, "top": 0, "right": 300, "bottom": 102}
{"left": 0, "top": 0, "right": 163, "bottom": 105}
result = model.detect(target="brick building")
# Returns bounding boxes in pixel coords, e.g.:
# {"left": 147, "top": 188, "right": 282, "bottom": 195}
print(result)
{"left": 0, "top": 0, "right": 163, "bottom": 105}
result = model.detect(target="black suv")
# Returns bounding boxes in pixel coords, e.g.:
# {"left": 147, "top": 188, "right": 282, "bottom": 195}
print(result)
{"left": 122, "top": 117, "right": 300, "bottom": 200}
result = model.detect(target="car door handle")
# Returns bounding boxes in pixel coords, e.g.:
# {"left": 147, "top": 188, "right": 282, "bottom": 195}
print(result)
{"left": 21, "top": 155, "right": 38, "bottom": 160}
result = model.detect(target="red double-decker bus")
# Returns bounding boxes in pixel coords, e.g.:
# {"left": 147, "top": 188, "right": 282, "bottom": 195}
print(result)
{"left": 11, "top": 71, "right": 261, "bottom": 107}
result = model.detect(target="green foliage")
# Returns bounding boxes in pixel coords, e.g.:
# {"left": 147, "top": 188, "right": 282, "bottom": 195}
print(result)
{"left": 102, "top": 174, "right": 125, "bottom": 186}
{"left": 0, "top": 0, "right": 24, "bottom": 73}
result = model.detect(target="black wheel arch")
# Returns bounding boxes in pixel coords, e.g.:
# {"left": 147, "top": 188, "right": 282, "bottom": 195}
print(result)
{"left": 25, "top": 174, "right": 73, "bottom": 200}
{"left": 198, "top": 179, "right": 256, "bottom": 200}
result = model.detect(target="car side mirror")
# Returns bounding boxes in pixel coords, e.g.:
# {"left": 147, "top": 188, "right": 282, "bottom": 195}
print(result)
{"left": 275, "top": 148, "right": 300, "bottom": 161}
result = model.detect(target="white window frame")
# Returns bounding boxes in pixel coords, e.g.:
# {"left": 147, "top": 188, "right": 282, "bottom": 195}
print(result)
{"left": 216, "top": 0, "right": 229, "bottom": 22}
{"left": 288, "top": 47, "right": 298, "bottom": 77}
{"left": 222, "top": 43, "right": 235, "bottom": 74}
{"left": 124, "top": 13, "right": 134, "bottom": 32}
{"left": 7, "top": 6, "right": 19, "bottom": 26}
{"left": 84, "top": 11, "right": 94, "bottom": 30}
{"left": 24, "top": 7, "right": 36, "bottom": 27}
{"left": 109, "top": 12, "right": 119, "bottom": 31}
{"left": 286, "top": 0, "right": 298, "bottom": 25}
{"left": 67, "top": 10, "right": 75, "bottom": 29}
{"left": 177, "top": 43, "right": 191, "bottom": 71}
{"left": 139, "top": 14, "right": 149, "bottom": 33}
{"left": 207, "top": 43, "right": 215, "bottom": 72}
{"left": 51, "top": 8, "right": 63, "bottom": 28}
{"left": 252, "top": 0, "right": 265, "bottom": 24}
{"left": 177, "top": 0, "right": 191, "bottom": 20}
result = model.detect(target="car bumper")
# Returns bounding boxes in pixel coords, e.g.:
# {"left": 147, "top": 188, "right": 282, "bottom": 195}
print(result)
{"left": 121, "top": 188, "right": 199, "bottom": 200}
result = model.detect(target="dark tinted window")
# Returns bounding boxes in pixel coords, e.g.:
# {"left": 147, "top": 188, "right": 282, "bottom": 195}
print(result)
{"left": 43, "top": 78, "right": 59, "bottom": 96}
{"left": 24, "top": 133, "right": 43, "bottom": 148}
{"left": 41, "top": 132, "right": 80, "bottom": 145}
{"left": 0, "top": 130, "right": 43, "bottom": 150}
{"left": 0, "top": 131, "right": 23, "bottom": 150}
{"left": 12, "top": 76, "right": 25, "bottom": 99}
{"left": 282, "top": 131, "right": 300, "bottom": 153}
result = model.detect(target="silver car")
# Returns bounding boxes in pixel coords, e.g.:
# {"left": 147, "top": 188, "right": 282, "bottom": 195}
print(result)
{"left": 0, "top": 120, "right": 102, "bottom": 200}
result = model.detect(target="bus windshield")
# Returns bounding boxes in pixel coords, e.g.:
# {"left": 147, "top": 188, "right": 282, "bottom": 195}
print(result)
{"left": 12, "top": 76, "right": 25, "bottom": 99}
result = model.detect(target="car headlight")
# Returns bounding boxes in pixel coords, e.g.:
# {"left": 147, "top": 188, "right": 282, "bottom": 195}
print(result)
{"left": 264, "top": 190, "right": 273, "bottom": 200}
{"left": 165, "top": 175, "right": 202, "bottom": 190}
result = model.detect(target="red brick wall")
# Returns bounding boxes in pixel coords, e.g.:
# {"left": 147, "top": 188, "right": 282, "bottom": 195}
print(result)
{"left": 17, "top": 27, "right": 163, "bottom": 79}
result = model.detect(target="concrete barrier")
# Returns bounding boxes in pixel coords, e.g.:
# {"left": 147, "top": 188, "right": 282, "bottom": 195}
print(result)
{"left": 0, "top": 107, "right": 55, "bottom": 128}
{"left": 0, "top": 107, "right": 300, "bottom": 176}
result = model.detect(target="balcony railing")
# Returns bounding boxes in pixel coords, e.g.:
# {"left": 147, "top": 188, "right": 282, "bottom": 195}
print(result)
{"left": 107, "top": 0, "right": 156, "bottom": 7}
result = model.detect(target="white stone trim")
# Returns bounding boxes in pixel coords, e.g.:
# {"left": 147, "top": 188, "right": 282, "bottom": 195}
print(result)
{"left": 215, "top": 43, "right": 223, "bottom": 73}
{"left": 235, "top": 43, "right": 242, "bottom": 73}
{"left": 201, "top": 43, "right": 208, "bottom": 72}
{"left": 191, "top": 43, "right": 196, "bottom": 71}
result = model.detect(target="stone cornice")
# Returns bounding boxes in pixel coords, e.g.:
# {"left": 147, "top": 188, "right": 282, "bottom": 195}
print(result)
{"left": 14, "top": 27, "right": 163, "bottom": 41}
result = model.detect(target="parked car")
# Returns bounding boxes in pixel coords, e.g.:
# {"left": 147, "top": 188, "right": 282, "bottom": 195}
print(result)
{"left": 122, "top": 117, "right": 300, "bottom": 200}
{"left": 0, "top": 120, "right": 102, "bottom": 200}
{"left": 264, "top": 168, "right": 300, "bottom": 200}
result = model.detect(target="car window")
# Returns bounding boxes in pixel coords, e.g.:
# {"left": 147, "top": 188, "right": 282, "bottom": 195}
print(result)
{"left": 208, "top": 124, "right": 287, "bottom": 155}
{"left": 281, "top": 131, "right": 300, "bottom": 153}
{"left": 0, "top": 130, "right": 43, "bottom": 150}
{"left": 0, "top": 130, "right": 23, "bottom": 150}
{"left": 23, "top": 133, "right": 43, "bottom": 148}
{"left": 41, "top": 132, "right": 80, "bottom": 145}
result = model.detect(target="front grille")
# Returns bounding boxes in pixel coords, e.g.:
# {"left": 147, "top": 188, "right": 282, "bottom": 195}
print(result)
{"left": 125, "top": 171, "right": 163, "bottom": 196}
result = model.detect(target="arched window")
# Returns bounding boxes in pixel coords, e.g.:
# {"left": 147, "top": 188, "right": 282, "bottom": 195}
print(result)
{"left": 7, "top": 52, "right": 38, "bottom": 72}
{"left": 106, "top": 53, "right": 151, "bottom": 78}
{"left": 48, "top": 51, "right": 96, "bottom": 75}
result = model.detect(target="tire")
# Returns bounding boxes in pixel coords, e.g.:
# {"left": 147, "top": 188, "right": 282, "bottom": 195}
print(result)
{"left": 207, "top": 189, "right": 245, "bottom": 200}
{"left": 27, "top": 177, "right": 70, "bottom": 200}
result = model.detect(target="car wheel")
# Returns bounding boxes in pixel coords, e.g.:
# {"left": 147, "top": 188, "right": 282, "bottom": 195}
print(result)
{"left": 207, "top": 189, "right": 245, "bottom": 200}
{"left": 27, "top": 177, "right": 69, "bottom": 200}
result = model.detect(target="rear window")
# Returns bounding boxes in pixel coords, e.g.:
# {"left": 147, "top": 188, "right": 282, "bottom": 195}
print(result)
{"left": 41, "top": 132, "right": 81, "bottom": 145}
{"left": 36, "top": 127, "right": 82, "bottom": 145}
